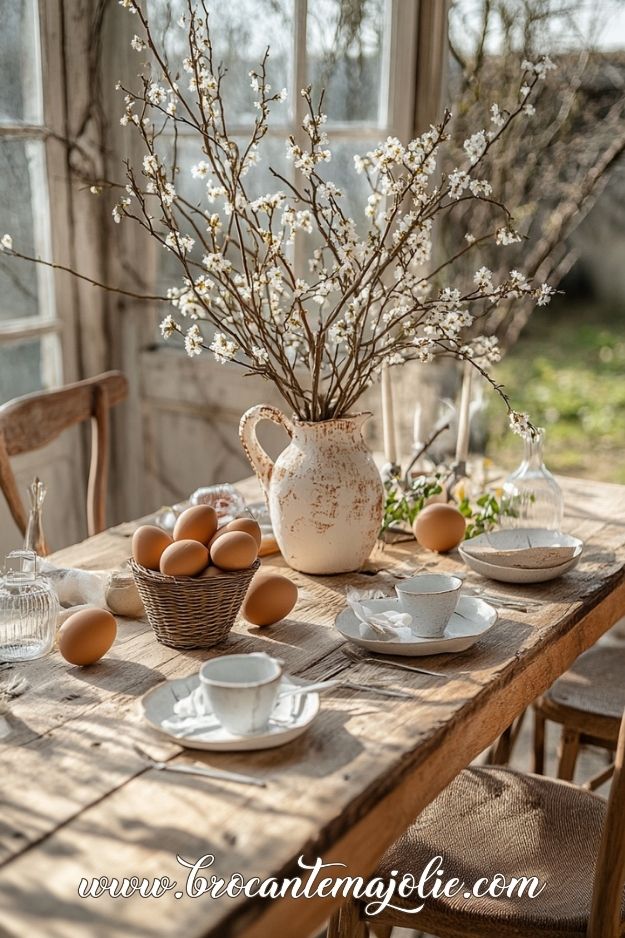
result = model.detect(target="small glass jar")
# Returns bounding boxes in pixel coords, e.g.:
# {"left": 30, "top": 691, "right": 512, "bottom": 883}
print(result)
{"left": 501, "top": 429, "right": 563, "bottom": 530}
{"left": 0, "top": 550, "right": 59, "bottom": 661}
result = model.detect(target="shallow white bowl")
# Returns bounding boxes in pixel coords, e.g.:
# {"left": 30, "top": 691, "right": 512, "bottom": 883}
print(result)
{"left": 462, "top": 528, "right": 583, "bottom": 570}
{"left": 459, "top": 543, "right": 582, "bottom": 584}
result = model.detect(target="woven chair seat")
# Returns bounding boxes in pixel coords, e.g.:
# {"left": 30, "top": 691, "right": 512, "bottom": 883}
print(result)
{"left": 371, "top": 767, "right": 621, "bottom": 938}
{"left": 537, "top": 644, "right": 625, "bottom": 741}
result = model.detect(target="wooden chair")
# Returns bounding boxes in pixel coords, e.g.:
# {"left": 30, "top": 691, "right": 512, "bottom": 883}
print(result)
{"left": 328, "top": 704, "right": 625, "bottom": 938}
{"left": 0, "top": 371, "right": 128, "bottom": 540}
{"left": 532, "top": 642, "right": 625, "bottom": 789}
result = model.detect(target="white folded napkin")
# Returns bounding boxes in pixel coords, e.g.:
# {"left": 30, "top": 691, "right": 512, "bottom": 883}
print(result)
{"left": 346, "top": 591, "right": 414, "bottom": 642}
{"left": 161, "top": 686, "right": 218, "bottom": 736}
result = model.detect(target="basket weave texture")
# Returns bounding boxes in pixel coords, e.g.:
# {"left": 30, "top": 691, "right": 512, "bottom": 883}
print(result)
{"left": 130, "top": 558, "right": 259, "bottom": 649}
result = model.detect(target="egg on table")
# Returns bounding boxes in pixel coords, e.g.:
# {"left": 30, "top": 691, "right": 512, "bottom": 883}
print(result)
{"left": 242, "top": 572, "right": 298, "bottom": 627}
{"left": 210, "top": 531, "right": 258, "bottom": 571}
{"left": 132, "top": 525, "right": 173, "bottom": 570}
{"left": 159, "top": 539, "right": 209, "bottom": 577}
{"left": 58, "top": 607, "right": 117, "bottom": 666}
{"left": 413, "top": 503, "right": 466, "bottom": 553}
{"left": 173, "top": 504, "right": 218, "bottom": 545}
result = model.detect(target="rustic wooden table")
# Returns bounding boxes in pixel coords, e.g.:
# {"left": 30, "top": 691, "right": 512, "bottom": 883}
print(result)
{"left": 1, "top": 475, "right": 625, "bottom": 938}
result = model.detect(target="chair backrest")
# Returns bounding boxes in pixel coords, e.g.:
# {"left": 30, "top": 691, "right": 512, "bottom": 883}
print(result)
{"left": 588, "top": 705, "right": 625, "bottom": 938}
{"left": 0, "top": 371, "right": 128, "bottom": 542}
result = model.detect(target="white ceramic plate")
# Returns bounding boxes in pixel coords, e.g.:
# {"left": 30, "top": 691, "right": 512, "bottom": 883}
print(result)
{"left": 462, "top": 528, "right": 583, "bottom": 569}
{"left": 334, "top": 595, "right": 497, "bottom": 656}
{"left": 141, "top": 674, "right": 319, "bottom": 751}
{"left": 459, "top": 544, "right": 582, "bottom": 583}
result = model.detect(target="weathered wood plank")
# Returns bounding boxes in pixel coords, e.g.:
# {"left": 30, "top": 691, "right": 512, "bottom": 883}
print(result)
{"left": 0, "top": 476, "right": 624, "bottom": 938}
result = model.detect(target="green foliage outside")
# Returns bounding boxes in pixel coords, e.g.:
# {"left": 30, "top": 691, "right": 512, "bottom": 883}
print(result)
{"left": 485, "top": 299, "right": 625, "bottom": 483}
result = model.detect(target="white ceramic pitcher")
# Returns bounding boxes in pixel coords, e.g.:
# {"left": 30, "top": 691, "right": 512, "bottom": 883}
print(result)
{"left": 239, "top": 406, "right": 384, "bottom": 575}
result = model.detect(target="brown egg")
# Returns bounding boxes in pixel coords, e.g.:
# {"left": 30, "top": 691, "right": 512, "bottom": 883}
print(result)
{"left": 173, "top": 504, "right": 218, "bottom": 545}
{"left": 209, "top": 516, "right": 262, "bottom": 550}
{"left": 198, "top": 565, "right": 224, "bottom": 579}
{"left": 259, "top": 533, "right": 280, "bottom": 557}
{"left": 210, "top": 531, "right": 258, "bottom": 571}
{"left": 414, "top": 503, "right": 466, "bottom": 553}
{"left": 223, "top": 517, "right": 262, "bottom": 547}
{"left": 159, "top": 539, "right": 209, "bottom": 577}
{"left": 242, "top": 572, "right": 298, "bottom": 627}
{"left": 58, "top": 607, "right": 117, "bottom": 666}
{"left": 132, "top": 525, "right": 173, "bottom": 570}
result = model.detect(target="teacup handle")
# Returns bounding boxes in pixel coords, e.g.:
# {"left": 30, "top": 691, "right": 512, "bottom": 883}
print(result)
{"left": 239, "top": 405, "right": 293, "bottom": 498}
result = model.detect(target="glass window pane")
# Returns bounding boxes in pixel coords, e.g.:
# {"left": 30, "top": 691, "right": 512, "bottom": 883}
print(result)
{"left": 150, "top": 0, "right": 293, "bottom": 126}
{"left": 0, "top": 338, "right": 43, "bottom": 404}
{"left": 306, "top": 0, "right": 386, "bottom": 125}
{"left": 0, "top": 0, "right": 42, "bottom": 124}
{"left": 0, "top": 138, "right": 52, "bottom": 322}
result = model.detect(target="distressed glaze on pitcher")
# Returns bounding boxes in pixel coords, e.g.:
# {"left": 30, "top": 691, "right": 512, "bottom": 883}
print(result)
{"left": 239, "top": 406, "right": 384, "bottom": 575}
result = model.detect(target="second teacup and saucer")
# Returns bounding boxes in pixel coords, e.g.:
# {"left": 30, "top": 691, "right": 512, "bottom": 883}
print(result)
{"left": 335, "top": 573, "right": 498, "bottom": 657}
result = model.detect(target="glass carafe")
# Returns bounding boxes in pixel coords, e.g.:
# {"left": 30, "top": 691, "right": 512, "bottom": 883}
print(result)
{"left": 0, "top": 550, "right": 59, "bottom": 661}
{"left": 501, "top": 429, "right": 563, "bottom": 530}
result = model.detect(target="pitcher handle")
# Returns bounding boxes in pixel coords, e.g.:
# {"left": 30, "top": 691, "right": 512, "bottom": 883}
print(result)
{"left": 239, "top": 405, "right": 294, "bottom": 498}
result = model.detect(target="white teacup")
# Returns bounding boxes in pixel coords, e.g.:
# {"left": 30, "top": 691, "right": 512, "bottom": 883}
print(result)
{"left": 199, "top": 652, "right": 283, "bottom": 736}
{"left": 395, "top": 573, "right": 462, "bottom": 638}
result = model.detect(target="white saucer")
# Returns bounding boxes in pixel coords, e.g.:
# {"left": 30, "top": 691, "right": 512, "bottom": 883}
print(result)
{"left": 459, "top": 545, "right": 581, "bottom": 583}
{"left": 140, "top": 674, "right": 320, "bottom": 751}
{"left": 334, "top": 595, "right": 497, "bottom": 656}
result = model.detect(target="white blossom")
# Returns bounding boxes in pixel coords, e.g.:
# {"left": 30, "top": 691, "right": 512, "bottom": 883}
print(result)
{"left": 192, "top": 161, "right": 210, "bottom": 179}
{"left": 490, "top": 103, "right": 505, "bottom": 128}
{"left": 469, "top": 178, "right": 493, "bottom": 197}
{"left": 130, "top": 34, "right": 146, "bottom": 51}
{"left": 473, "top": 266, "right": 493, "bottom": 291}
{"left": 448, "top": 169, "right": 469, "bottom": 199}
{"left": 251, "top": 345, "right": 269, "bottom": 363}
{"left": 535, "top": 283, "right": 555, "bottom": 306}
{"left": 0, "top": 234, "right": 13, "bottom": 251}
{"left": 184, "top": 324, "right": 203, "bottom": 357}
{"left": 202, "top": 252, "right": 232, "bottom": 274}
{"left": 111, "top": 197, "right": 130, "bottom": 224}
{"left": 534, "top": 56, "right": 556, "bottom": 80}
{"left": 463, "top": 335, "right": 501, "bottom": 365}
{"left": 142, "top": 153, "right": 159, "bottom": 177}
{"left": 160, "top": 314, "right": 177, "bottom": 338}
{"left": 496, "top": 227, "right": 522, "bottom": 246}
{"left": 210, "top": 332, "right": 238, "bottom": 363}
{"left": 146, "top": 82, "right": 167, "bottom": 106}
{"left": 463, "top": 130, "right": 487, "bottom": 165}
{"left": 509, "top": 411, "right": 533, "bottom": 439}
{"left": 165, "top": 231, "right": 194, "bottom": 254}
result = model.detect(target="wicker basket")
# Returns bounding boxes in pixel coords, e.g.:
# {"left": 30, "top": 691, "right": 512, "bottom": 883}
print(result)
{"left": 130, "top": 559, "right": 260, "bottom": 650}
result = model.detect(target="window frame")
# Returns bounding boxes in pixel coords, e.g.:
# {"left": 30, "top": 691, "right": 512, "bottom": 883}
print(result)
{"left": 0, "top": 0, "right": 79, "bottom": 396}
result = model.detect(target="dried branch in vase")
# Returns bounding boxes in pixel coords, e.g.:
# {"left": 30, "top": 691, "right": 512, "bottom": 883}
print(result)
{"left": 1, "top": 0, "right": 559, "bottom": 437}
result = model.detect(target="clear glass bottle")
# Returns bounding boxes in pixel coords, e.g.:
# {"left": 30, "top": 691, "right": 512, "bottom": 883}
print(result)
{"left": 501, "top": 429, "right": 563, "bottom": 530}
{"left": 0, "top": 550, "right": 59, "bottom": 661}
